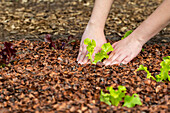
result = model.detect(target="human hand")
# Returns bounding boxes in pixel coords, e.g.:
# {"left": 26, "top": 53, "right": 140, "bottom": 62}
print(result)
{"left": 77, "top": 24, "right": 107, "bottom": 64}
{"left": 103, "top": 36, "right": 143, "bottom": 65}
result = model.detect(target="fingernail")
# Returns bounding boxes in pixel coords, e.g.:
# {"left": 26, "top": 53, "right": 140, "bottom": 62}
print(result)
{"left": 105, "top": 62, "right": 110, "bottom": 66}
{"left": 78, "top": 61, "right": 81, "bottom": 64}
{"left": 112, "top": 61, "right": 118, "bottom": 65}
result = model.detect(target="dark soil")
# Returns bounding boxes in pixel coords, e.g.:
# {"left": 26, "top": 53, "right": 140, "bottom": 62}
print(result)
{"left": 0, "top": 0, "right": 169, "bottom": 113}
{"left": 0, "top": 38, "right": 170, "bottom": 112}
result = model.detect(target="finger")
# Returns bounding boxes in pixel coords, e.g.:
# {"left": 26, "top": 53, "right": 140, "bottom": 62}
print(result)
{"left": 105, "top": 51, "right": 120, "bottom": 66}
{"left": 92, "top": 47, "right": 101, "bottom": 59}
{"left": 77, "top": 46, "right": 83, "bottom": 61}
{"left": 111, "top": 54, "right": 127, "bottom": 65}
{"left": 112, "top": 42, "right": 118, "bottom": 49}
{"left": 103, "top": 51, "right": 115, "bottom": 64}
{"left": 87, "top": 60, "right": 91, "bottom": 64}
{"left": 78, "top": 47, "right": 87, "bottom": 64}
{"left": 82, "top": 51, "right": 89, "bottom": 64}
{"left": 121, "top": 55, "right": 133, "bottom": 64}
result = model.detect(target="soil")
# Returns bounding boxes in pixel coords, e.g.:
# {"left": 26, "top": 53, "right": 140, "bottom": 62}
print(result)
{"left": 0, "top": 38, "right": 170, "bottom": 113}
{"left": 0, "top": 0, "right": 170, "bottom": 113}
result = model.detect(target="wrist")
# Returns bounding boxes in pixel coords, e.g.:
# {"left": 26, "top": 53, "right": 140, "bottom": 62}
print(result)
{"left": 87, "top": 19, "right": 105, "bottom": 30}
{"left": 129, "top": 31, "right": 148, "bottom": 48}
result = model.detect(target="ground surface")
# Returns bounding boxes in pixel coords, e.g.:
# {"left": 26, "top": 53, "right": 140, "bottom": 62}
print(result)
{"left": 0, "top": 38, "right": 170, "bottom": 112}
{"left": 0, "top": 0, "right": 169, "bottom": 42}
{"left": 0, "top": 0, "right": 170, "bottom": 113}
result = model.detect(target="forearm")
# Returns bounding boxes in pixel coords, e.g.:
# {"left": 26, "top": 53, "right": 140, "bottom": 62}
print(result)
{"left": 88, "top": 0, "right": 114, "bottom": 29}
{"left": 132, "top": 0, "right": 170, "bottom": 45}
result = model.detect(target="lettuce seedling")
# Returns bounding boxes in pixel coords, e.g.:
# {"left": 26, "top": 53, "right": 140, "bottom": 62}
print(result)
{"left": 156, "top": 56, "right": 170, "bottom": 82}
{"left": 100, "top": 85, "right": 126, "bottom": 106}
{"left": 84, "top": 38, "right": 113, "bottom": 64}
{"left": 100, "top": 90, "right": 112, "bottom": 105}
{"left": 137, "top": 65, "right": 156, "bottom": 80}
{"left": 100, "top": 85, "right": 142, "bottom": 107}
{"left": 93, "top": 43, "right": 113, "bottom": 64}
{"left": 123, "top": 94, "right": 142, "bottom": 108}
{"left": 138, "top": 56, "right": 170, "bottom": 82}
{"left": 84, "top": 38, "right": 96, "bottom": 62}
{"left": 44, "top": 34, "right": 56, "bottom": 50}
{"left": 0, "top": 42, "right": 17, "bottom": 66}
{"left": 121, "top": 30, "right": 144, "bottom": 52}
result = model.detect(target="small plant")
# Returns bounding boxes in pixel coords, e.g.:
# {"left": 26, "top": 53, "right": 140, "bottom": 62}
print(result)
{"left": 100, "top": 85, "right": 142, "bottom": 108}
{"left": 156, "top": 56, "right": 170, "bottom": 81}
{"left": 137, "top": 56, "right": 170, "bottom": 82}
{"left": 84, "top": 38, "right": 113, "bottom": 64}
{"left": 123, "top": 94, "right": 142, "bottom": 108}
{"left": 0, "top": 42, "right": 17, "bottom": 67}
{"left": 121, "top": 30, "right": 144, "bottom": 52}
{"left": 44, "top": 34, "right": 76, "bottom": 50}
{"left": 44, "top": 34, "right": 56, "bottom": 50}
{"left": 137, "top": 65, "right": 156, "bottom": 80}
{"left": 84, "top": 38, "right": 96, "bottom": 62}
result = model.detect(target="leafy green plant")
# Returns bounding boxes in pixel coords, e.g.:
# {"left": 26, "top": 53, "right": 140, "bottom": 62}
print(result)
{"left": 137, "top": 65, "right": 156, "bottom": 80}
{"left": 93, "top": 43, "right": 113, "bottom": 64}
{"left": 0, "top": 42, "right": 17, "bottom": 68}
{"left": 100, "top": 85, "right": 142, "bottom": 108}
{"left": 155, "top": 56, "right": 170, "bottom": 82}
{"left": 123, "top": 94, "right": 142, "bottom": 108}
{"left": 137, "top": 56, "right": 170, "bottom": 82}
{"left": 84, "top": 38, "right": 113, "bottom": 64}
{"left": 84, "top": 38, "right": 96, "bottom": 62}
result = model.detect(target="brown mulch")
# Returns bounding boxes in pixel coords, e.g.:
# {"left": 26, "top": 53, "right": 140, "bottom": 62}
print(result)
{"left": 0, "top": 38, "right": 169, "bottom": 112}
{"left": 0, "top": 0, "right": 169, "bottom": 112}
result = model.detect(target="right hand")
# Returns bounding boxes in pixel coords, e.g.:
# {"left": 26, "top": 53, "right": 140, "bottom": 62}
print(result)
{"left": 77, "top": 24, "right": 107, "bottom": 64}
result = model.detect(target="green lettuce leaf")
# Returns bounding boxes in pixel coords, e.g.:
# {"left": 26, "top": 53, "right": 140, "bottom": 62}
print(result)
{"left": 100, "top": 90, "right": 111, "bottom": 105}
{"left": 123, "top": 94, "right": 142, "bottom": 108}
{"left": 157, "top": 56, "right": 170, "bottom": 81}
{"left": 93, "top": 43, "right": 113, "bottom": 64}
{"left": 106, "top": 86, "right": 126, "bottom": 106}
{"left": 84, "top": 38, "right": 96, "bottom": 62}
{"left": 137, "top": 65, "right": 156, "bottom": 80}
{"left": 101, "top": 43, "right": 114, "bottom": 53}
{"left": 93, "top": 50, "right": 109, "bottom": 64}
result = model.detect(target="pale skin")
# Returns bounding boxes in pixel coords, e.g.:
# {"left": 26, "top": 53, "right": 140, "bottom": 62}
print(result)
{"left": 77, "top": 0, "right": 170, "bottom": 66}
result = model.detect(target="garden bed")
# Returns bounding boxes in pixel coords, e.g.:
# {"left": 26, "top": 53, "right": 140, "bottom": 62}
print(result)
{"left": 0, "top": 38, "right": 169, "bottom": 112}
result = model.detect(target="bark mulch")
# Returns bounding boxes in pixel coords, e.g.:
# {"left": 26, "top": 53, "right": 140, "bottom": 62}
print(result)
{"left": 0, "top": 37, "right": 169, "bottom": 112}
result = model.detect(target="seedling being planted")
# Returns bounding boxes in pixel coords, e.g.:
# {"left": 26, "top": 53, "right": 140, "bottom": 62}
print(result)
{"left": 137, "top": 56, "right": 170, "bottom": 82}
{"left": 84, "top": 38, "right": 96, "bottom": 62}
{"left": 0, "top": 42, "right": 17, "bottom": 67}
{"left": 84, "top": 38, "right": 113, "bottom": 64}
{"left": 100, "top": 85, "right": 142, "bottom": 108}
